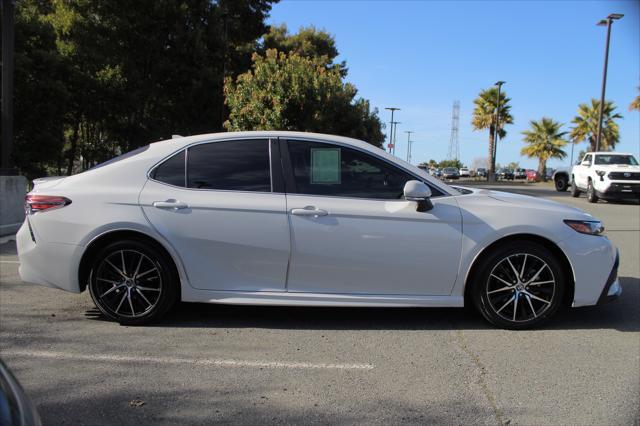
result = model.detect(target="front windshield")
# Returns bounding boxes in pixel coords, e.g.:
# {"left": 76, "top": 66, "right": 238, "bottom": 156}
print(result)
{"left": 594, "top": 154, "right": 638, "bottom": 166}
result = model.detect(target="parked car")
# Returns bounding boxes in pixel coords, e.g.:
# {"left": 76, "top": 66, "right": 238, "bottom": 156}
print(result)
{"left": 17, "top": 131, "right": 620, "bottom": 329}
{"left": 441, "top": 167, "right": 460, "bottom": 180}
{"left": 0, "top": 359, "right": 42, "bottom": 426}
{"left": 514, "top": 168, "right": 527, "bottom": 179}
{"left": 497, "top": 168, "right": 514, "bottom": 180}
{"left": 552, "top": 167, "right": 571, "bottom": 191}
{"left": 459, "top": 167, "right": 470, "bottom": 178}
{"left": 476, "top": 168, "right": 487, "bottom": 178}
{"left": 570, "top": 152, "right": 640, "bottom": 203}
{"left": 525, "top": 169, "right": 539, "bottom": 182}
{"left": 434, "top": 168, "right": 442, "bottom": 178}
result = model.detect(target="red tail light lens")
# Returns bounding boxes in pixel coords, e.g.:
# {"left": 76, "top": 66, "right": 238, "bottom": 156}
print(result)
{"left": 25, "top": 195, "right": 72, "bottom": 214}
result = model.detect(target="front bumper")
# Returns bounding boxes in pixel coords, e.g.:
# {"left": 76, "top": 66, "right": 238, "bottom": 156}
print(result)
{"left": 597, "top": 250, "right": 621, "bottom": 304}
{"left": 596, "top": 182, "right": 640, "bottom": 199}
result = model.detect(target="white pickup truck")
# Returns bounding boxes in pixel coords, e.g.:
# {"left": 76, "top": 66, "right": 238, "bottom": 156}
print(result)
{"left": 558, "top": 152, "right": 640, "bottom": 203}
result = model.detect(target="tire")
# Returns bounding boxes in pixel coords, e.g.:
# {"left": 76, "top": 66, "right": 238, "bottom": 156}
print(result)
{"left": 554, "top": 175, "right": 568, "bottom": 192}
{"left": 587, "top": 180, "right": 599, "bottom": 203}
{"left": 570, "top": 176, "right": 580, "bottom": 197}
{"left": 472, "top": 241, "right": 566, "bottom": 330}
{"left": 88, "top": 239, "right": 179, "bottom": 325}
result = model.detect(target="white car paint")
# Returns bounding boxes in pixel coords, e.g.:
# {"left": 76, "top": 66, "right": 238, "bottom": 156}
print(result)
{"left": 17, "top": 131, "right": 617, "bottom": 312}
{"left": 572, "top": 152, "right": 640, "bottom": 197}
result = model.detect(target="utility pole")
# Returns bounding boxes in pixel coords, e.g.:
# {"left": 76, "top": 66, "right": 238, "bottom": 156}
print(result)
{"left": 447, "top": 101, "right": 460, "bottom": 161}
{"left": 491, "top": 81, "right": 505, "bottom": 181}
{"left": 1, "top": 0, "right": 16, "bottom": 174}
{"left": 391, "top": 121, "right": 400, "bottom": 156}
{"left": 385, "top": 107, "right": 400, "bottom": 154}
{"left": 595, "top": 13, "right": 623, "bottom": 152}
{"left": 404, "top": 131, "right": 414, "bottom": 163}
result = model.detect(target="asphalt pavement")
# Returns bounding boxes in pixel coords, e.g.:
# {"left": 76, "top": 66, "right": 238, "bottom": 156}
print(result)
{"left": 0, "top": 185, "right": 638, "bottom": 425}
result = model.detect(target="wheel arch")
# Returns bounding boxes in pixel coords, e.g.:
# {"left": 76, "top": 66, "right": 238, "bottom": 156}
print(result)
{"left": 463, "top": 233, "right": 575, "bottom": 309}
{"left": 78, "top": 229, "right": 181, "bottom": 294}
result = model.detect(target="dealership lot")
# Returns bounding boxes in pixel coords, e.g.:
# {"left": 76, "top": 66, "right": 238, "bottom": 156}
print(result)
{"left": 1, "top": 185, "right": 638, "bottom": 425}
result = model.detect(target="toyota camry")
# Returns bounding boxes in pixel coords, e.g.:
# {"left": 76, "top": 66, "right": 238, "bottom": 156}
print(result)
{"left": 17, "top": 132, "right": 620, "bottom": 329}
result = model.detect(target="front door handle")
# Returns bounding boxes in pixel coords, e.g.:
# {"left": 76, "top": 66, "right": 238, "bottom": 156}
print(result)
{"left": 153, "top": 200, "right": 189, "bottom": 210}
{"left": 291, "top": 206, "right": 329, "bottom": 217}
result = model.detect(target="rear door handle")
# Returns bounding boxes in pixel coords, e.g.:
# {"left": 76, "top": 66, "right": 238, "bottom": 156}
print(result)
{"left": 291, "top": 206, "right": 328, "bottom": 217}
{"left": 153, "top": 200, "right": 189, "bottom": 210}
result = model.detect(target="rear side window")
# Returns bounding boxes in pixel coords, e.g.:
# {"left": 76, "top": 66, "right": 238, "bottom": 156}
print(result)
{"left": 187, "top": 140, "right": 271, "bottom": 191}
{"left": 287, "top": 140, "right": 416, "bottom": 199}
{"left": 152, "top": 150, "right": 185, "bottom": 186}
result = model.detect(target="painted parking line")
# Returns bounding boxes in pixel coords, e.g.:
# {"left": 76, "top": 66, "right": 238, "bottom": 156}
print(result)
{"left": 0, "top": 349, "right": 374, "bottom": 371}
{"left": 0, "top": 260, "right": 19, "bottom": 264}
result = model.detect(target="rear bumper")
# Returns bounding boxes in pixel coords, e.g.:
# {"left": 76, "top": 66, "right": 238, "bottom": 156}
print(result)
{"left": 16, "top": 221, "right": 82, "bottom": 293}
{"left": 597, "top": 250, "right": 621, "bottom": 304}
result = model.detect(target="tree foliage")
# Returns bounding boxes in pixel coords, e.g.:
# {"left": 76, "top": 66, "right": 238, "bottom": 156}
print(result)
{"left": 521, "top": 117, "right": 567, "bottom": 177}
{"left": 224, "top": 49, "right": 384, "bottom": 146}
{"left": 438, "top": 159, "right": 464, "bottom": 169}
{"left": 570, "top": 99, "right": 622, "bottom": 151}
{"left": 471, "top": 87, "right": 514, "bottom": 175}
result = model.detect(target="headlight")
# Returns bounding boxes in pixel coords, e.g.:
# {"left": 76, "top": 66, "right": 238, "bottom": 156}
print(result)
{"left": 564, "top": 219, "right": 605, "bottom": 235}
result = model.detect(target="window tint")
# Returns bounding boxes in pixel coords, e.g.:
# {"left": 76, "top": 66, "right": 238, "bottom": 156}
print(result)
{"left": 594, "top": 155, "right": 638, "bottom": 165}
{"left": 287, "top": 141, "right": 415, "bottom": 199}
{"left": 187, "top": 140, "right": 271, "bottom": 191}
{"left": 152, "top": 150, "right": 185, "bottom": 186}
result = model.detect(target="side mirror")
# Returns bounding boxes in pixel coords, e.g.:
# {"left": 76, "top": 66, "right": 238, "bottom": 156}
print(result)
{"left": 581, "top": 160, "right": 591, "bottom": 167}
{"left": 403, "top": 180, "right": 433, "bottom": 212}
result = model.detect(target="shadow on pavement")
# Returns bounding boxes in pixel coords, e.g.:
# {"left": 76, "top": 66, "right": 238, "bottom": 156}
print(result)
{"left": 115, "top": 277, "right": 639, "bottom": 333}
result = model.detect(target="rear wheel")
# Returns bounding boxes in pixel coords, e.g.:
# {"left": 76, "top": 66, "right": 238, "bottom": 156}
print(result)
{"left": 555, "top": 175, "right": 568, "bottom": 192}
{"left": 88, "top": 239, "right": 178, "bottom": 325}
{"left": 472, "top": 241, "right": 566, "bottom": 329}
{"left": 587, "top": 180, "right": 599, "bottom": 203}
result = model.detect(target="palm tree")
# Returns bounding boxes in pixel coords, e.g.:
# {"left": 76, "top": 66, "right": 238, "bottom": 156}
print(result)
{"left": 570, "top": 99, "right": 622, "bottom": 151}
{"left": 471, "top": 87, "right": 513, "bottom": 176}
{"left": 630, "top": 87, "right": 640, "bottom": 112}
{"left": 521, "top": 118, "right": 567, "bottom": 179}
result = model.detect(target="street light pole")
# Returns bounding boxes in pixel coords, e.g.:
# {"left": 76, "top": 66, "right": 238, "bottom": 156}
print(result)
{"left": 491, "top": 81, "right": 505, "bottom": 182}
{"left": 404, "top": 131, "right": 414, "bottom": 162}
{"left": 595, "top": 13, "right": 623, "bottom": 152}
{"left": 1, "top": 0, "right": 16, "bottom": 174}
{"left": 391, "top": 121, "right": 400, "bottom": 156}
{"left": 385, "top": 107, "right": 400, "bottom": 154}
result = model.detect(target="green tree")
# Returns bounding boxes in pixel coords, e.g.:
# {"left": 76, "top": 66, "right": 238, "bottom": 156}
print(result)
{"left": 12, "top": 0, "right": 71, "bottom": 179}
{"left": 224, "top": 49, "right": 384, "bottom": 146}
{"left": 262, "top": 24, "right": 339, "bottom": 66}
{"left": 521, "top": 118, "right": 567, "bottom": 179}
{"left": 570, "top": 99, "right": 622, "bottom": 152}
{"left": 471, "top": 87, "right": 514, "bottom": 175}
{"left": 438, "top": 159, "right": 463, "bottom": 169}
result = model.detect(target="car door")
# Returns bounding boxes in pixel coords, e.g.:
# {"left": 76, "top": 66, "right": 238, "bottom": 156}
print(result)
{"left": 139, "top": 138, "right": 290, "bottom": 292}
{"left": 576, "top": 154, "right": 592, "bottom": 189}
{"left": 281, "top": 138, "right": 463, "bottom": 296}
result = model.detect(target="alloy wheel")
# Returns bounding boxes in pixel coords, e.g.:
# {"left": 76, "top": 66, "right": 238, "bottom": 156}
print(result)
{"left": 92, "top": 249, "right": 163, "bottom": 318}
{"left": 485, "top": 253, "right": 556, "bottom": 323}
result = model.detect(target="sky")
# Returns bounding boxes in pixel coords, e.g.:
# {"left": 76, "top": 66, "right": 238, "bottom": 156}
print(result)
{"left": 268, "top": 0, "right": 640, "bottom": 169}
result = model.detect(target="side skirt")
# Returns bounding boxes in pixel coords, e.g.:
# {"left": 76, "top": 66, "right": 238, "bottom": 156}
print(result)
{"left": 180, "top": 288, "right": 464, "bottom": 308}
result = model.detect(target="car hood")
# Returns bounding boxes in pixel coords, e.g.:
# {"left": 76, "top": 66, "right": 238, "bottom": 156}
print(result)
{"left": 455, "top": 187, "right": 594, "bottom": 218}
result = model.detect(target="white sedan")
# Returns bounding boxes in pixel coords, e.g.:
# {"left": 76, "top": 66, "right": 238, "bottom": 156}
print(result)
{"left": 17, "top": 132, "right": 620, "bottom": 329}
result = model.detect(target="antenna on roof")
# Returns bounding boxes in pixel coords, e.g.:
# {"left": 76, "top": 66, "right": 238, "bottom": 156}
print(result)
{"left": 172, "top": 135, "right": 183, "bottom": 139}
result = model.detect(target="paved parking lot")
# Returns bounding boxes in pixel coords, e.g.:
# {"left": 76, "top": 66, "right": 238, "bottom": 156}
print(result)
{"left": 1, "top": 185, "right": 638, "bottom": 425}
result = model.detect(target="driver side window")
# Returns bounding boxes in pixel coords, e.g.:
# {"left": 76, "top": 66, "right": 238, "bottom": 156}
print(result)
{"left": 287, "top": 140, "right": 415, "bottom": 199}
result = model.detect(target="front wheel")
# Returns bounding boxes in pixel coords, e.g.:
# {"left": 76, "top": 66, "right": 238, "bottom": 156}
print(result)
{"left": 88, "top": 239, "right": 179, "bottom": 325}
{"left": 472, "top": 241, "right": 566, "bottom": 329}
{"left": 587, "top": 180, "right": 599, "bottom": 203}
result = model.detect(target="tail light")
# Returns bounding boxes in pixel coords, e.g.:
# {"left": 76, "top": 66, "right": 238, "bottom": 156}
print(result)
{"left": 25, "top": 195, "right": 72, "bottom": 214}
